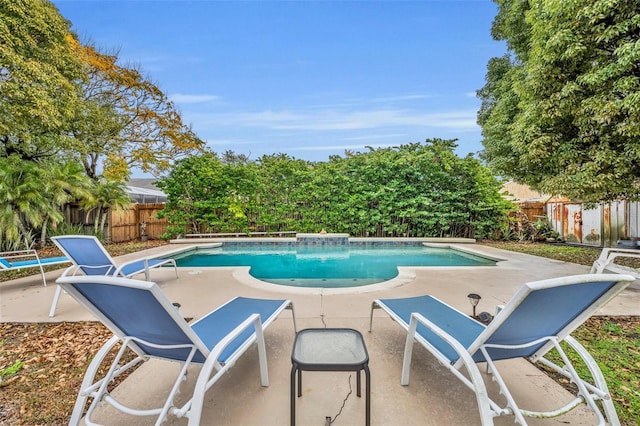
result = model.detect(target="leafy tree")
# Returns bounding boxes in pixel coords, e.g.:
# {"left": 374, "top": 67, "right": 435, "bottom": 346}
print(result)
{"left": 2, "top": 1, "right": 205, "bottom": 180}
{"left": 0, "top": 0, "right": 84, "bottom": 160}
{"left": 39, "top": 160, "right": 94, "bottom": 247}
{"left": 254, "top": 154, "right": 312, "bottom": 232}
{"left": 0, "top": 157, "right": 51, "bottom": 249}
{"left": 1, "top": 0, "right": 208, "bottom": 246}
{"left": 490, "top": 0, "right": 531, "bottom": 60}
{"left": 156, "top": 152, "right": 227, "bottom": 236}
{"left": 67, "top": 40, "right": 205, "bottom": 181}
{"left": 0, "top": 157, "right": 41, "bottom": 249}
{"left": 0, "top": 156, "right": 94, "bottom": 250}
{"left": 479, "top": 0, "right": 640, "bottom": 203}
{"left": 80, "top": 178, "right": 131, "bottom": 239}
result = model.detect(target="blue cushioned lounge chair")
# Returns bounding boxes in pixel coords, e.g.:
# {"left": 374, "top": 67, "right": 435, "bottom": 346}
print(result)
{"left": 369, "top": 274, "right": 634, "bottom": 425}
{"left": 0, "top": 249, "right": 69, "bottom": 286}
{"left": 57, "top": 274, "right": 297, "bottom": 425}
{"left": 49, "top": 235, "right": 178, "bottom": 317}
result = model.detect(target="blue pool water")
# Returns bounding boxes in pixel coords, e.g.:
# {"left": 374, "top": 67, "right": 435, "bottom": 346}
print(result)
{"left": 172, "top": 244, "right": 496, "bottom": 288}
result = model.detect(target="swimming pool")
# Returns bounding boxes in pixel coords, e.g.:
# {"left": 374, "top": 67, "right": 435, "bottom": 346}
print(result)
{"left": 171, "top": 243, "right": 496, "bottom": 288}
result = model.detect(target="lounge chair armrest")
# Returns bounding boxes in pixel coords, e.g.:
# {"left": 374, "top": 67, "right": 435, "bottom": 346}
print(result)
{"left": 405, "top": 312, "right": 479, "bottom": 373}
{"left": 593, "top": 247, "right": 640, "bottom": 264}
{"left": 0, "top": 249, "right": 38, "bottom": 265}
{"left": 592, "top": 249, "right": 640, "bottom": 275}
{"left": 208, "top": 313, "right": 264, "bottom": 364}
{"left": 1, "top": 249, "right": 38, "bottom": 258}
{"left": 403, "top": 313, "right": 495, "bottom": 424}
{"left": 114, "top": 257, "right": 150, "bottom": 275}
{"left": 600, "top": 247, "right": 640, "bottom": 257}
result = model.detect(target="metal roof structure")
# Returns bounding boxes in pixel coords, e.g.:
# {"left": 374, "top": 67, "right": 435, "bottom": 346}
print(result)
{"left": 125, "top": 185, "right": 167, "bottom": 203}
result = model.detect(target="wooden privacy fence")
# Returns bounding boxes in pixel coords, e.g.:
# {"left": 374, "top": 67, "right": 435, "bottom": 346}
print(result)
{"left": 110, "top": 203, "right": 168, "bottom": 242}
{"left": 518, "top": 201, "right": 545, "bottom": 221}
{"left": 63, "top": 203, "right": 168, "bottom": 243}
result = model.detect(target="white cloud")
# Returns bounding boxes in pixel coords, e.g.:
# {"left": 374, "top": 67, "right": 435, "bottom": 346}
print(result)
{"left": 170, "top": 94, "right": 222, "bottom": 104}
{"left": 306, "top": 94, "right": 432, "bottom": 110}
{"left": 370, "top": 94, "right": 432, "bottom": 103}
{"left": 341, "top": 133, "right": 408, "bottom": 141}
{"left": 291, "top": 142, "right": 397, "bottom": 152}
{"left": 205, "top": 138, "right": 260, "bottom": 147}
{"left": 192, "top": 108, "right": 479, "bottom": 132}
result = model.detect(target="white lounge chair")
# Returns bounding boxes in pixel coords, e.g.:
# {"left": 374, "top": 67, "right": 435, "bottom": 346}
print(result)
{"left": 49, "top": 235, "right": 178, "bottom": 317}
{"left": 0, "top": 249, "right": 69, "bottom": 286}
{"left": 369, "top": 274, "right": 634, "bottom": 425}
{"left": 590, "top": 247, "right": 640, "bottom": 278}
{"left": 57, "top": 274, "right": 297, "bottom": 425}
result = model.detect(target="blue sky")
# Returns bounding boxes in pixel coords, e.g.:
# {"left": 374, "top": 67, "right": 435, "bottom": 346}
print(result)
{"left": 52, "top": 0, "right": 506, "bottom": 171}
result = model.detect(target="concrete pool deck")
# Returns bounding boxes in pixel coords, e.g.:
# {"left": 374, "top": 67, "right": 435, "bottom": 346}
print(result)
{"left": 1, "top": 242, "right": 638, "bottom": 425}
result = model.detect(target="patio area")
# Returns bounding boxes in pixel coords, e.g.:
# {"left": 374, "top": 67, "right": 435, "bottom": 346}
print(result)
{"left": 1, "top": 242, "right": 638, "bottom": 425}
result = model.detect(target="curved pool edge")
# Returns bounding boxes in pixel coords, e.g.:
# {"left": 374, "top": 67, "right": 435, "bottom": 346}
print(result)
{"left": 154, "top": 242, "right": 223, "bottom": 258}
{"left": 423, "top": 243, "right": 507, "bottom": 263}
{"left": 232, "top": 266, "right": 418, "bottom": 295}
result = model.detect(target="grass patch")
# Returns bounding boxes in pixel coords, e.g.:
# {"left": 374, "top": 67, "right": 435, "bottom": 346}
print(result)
{"left": 0, "top": 360, "right": 23, "bottom": 380}
{"left": 480, "top": 240, "right": 602, "bottom": 265}
{"left": 541, "top": 316, "right": 640, "bottom": 424}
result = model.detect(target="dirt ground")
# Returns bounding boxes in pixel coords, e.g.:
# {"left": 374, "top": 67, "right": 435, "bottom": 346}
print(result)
{"left": 0, "top": 240, "right": 169, "bottom": 425}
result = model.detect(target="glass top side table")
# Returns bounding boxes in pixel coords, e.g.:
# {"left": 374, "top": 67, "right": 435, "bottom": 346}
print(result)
{"left": 290, "top": 328, "right": 370, "bottom": 425}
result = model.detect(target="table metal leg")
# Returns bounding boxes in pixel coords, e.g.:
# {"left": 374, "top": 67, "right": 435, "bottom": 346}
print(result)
{"left": 291, "top": 364, "right": 297, "bottom": 426}
{"left": 365, "top": 365, "right": 371, "bottom": 426}
{"left": 356, "top": 369, "right": 362, "bottom": 397}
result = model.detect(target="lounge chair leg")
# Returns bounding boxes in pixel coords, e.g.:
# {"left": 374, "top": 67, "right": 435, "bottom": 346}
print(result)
{"left": 480, "top": 351, "right": 527, "bottom": 425}
{"left": 254, "top": 317, "right": 269, "bottom": 387}
{"left": 368, "top": 301, "right": 379, "bottom": 332}
{"left": 49, "top": 285, "right": 63, "bottom": 317}
{"left": 38, "top": 264, "right": 47, "bottom": 287}
{"left": 70, "top": 336, "right": 120, "bottom": 425}
{"left": 144, "top": 258, "right": 150, "bottom": 281}
{"left": 554, "top": 338, "right": 612, "bottom": 425}
{"left": 401, "top": 316, "right": 418, "bottom": 385}
{"left": 287, "top": 302, "right": 298, "bottom": 332}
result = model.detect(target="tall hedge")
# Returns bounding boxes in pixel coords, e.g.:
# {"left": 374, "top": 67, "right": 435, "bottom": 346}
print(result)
{"left": 156, "top": 139, "right": 514, "bottom": 239}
